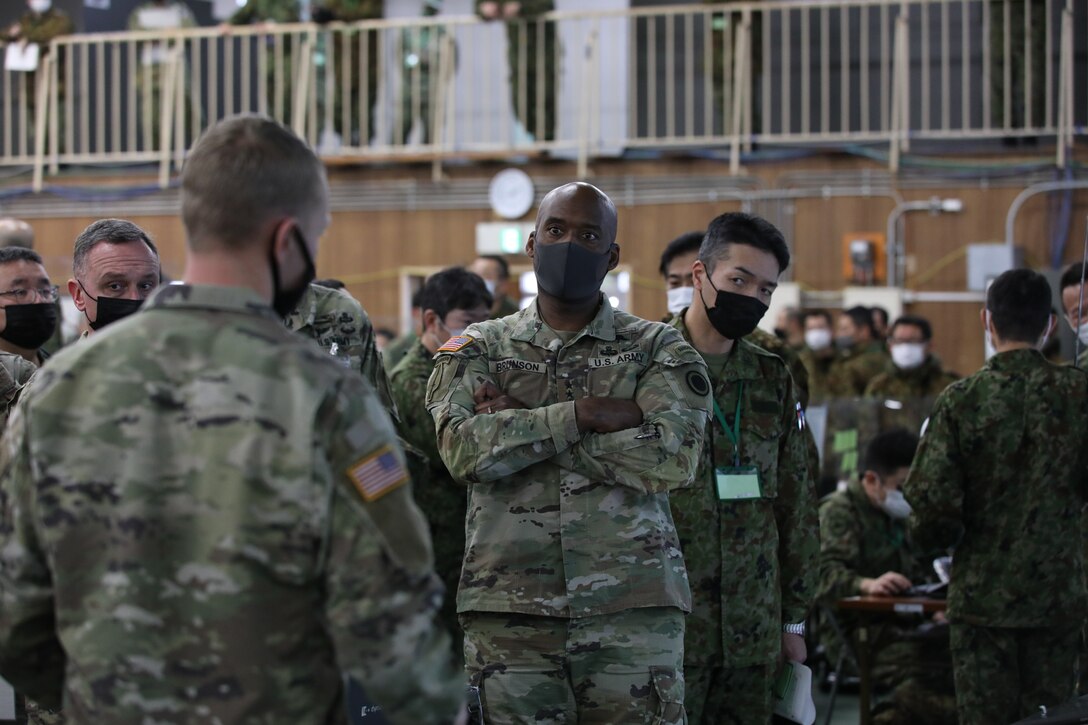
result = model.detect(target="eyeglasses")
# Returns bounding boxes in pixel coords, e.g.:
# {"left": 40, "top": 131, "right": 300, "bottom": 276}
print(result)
{"left": 0, "top": 285, "right": 59, "bottom": 303}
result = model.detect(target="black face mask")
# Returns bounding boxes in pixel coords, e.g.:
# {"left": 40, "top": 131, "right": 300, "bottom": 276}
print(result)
{"left": 700, "top": 275, "right": 769, "bottom": 340}
{"left": 533, "top": 241, "right": 613, "bottom": 302}
{"left": 78, "top": 281, "right": 145, "bottom": 331}
{"left": 271, "top": 228, "right": 316, "bottom": 318}
{"left": 0, "top": 303, "right": 57, "bottom": 350}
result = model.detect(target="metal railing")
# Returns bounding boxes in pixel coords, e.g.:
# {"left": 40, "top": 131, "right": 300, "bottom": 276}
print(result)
{"left": 0, "top": 0, "right": 1083, "bottom": 187}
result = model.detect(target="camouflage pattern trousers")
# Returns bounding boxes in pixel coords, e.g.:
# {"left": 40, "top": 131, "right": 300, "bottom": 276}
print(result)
{"left": 684, "top": 662, "right": 774, "bottom": 725}
{"left": 950, "top": 622, "right": 1079, "bottom": 725}
{"left": 460, "top": 607, "right": 686, "bottom": 724}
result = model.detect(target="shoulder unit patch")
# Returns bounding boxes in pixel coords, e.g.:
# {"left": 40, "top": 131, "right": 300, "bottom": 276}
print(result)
{"left": 346, "top": 444, "right": 409, "bottom": 502}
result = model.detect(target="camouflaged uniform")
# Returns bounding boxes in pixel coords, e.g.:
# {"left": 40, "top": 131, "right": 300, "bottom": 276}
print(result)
{"left": 383, "top": 330, "right": 418, "bottom": 371}
{"left": 285, "top": 282, "right": 398, "bottom": 421}
{"left": 0, "top": 353, "right": 35, "bottom": 434}
{"left": 829, "top": 341, "right": 888, "bottom": 398}
{"left": 864, "top": 355, "right": 958, "bottom": 401}
{"left": 818, "top": 481, "right": 955, "bottom": 725}
{"left": 904, "top": 349, "right": 1088, "bottom": 725}
{"left": 492, "top": 294, "right": 521, "bottom": 319}
{"left": 127, "top": 1, "right": 198, "bottom": 150}
{"left": 390, "top": 339, "right": 466, "bottom": 658}
{"left": 667, "top": 314, "right": 819, "bottom": 725}
{"left": 475, "top": 0, "right": 557, "bottom": 142}
{"left": 10, "top": 8, "right": 74, "bottom": 119}
{"left": 800, "top": 347, "right": 836, "bottom": 405}
{"left": 747, "top": 327, "right": 810, "bottom": 410}
{"left": 0, "top": 284, "right": 462, "bottom": 724}
{"left": 427, "top": 296, "right": 710, "bottom": 723}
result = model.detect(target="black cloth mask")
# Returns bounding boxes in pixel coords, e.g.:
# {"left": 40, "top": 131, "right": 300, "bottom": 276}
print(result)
{"left": 271, "top": 228, "right": 317, "bottom": 318}
{"left": 78, "top": 281, "right": 145, "bottom": 331}
{"left": 700, "top": 275, "right": 769, "bottom": 340}
{"left": 0, "top": 303, "right": 57, "bottom": 349}
{"left": 533, "top": 241, "right": 613, "bottom": 302}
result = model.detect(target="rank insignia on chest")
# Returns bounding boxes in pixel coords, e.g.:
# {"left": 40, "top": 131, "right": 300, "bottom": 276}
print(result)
{"left": 437, "top": 335, "right": 474, "bottom": 353}
{"left": 347, "top": 445, "right": 409, "bottom": 502}
{"left": 796, "top": 401, "right": 806, "bottom": 431}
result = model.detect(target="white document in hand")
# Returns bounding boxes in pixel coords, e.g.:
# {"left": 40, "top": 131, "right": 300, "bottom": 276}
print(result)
{"left": 5, "top": 42, "right": 40, "bottom": 72}
{"left": 772, "top": 661, "right": 817, "bottom": 725}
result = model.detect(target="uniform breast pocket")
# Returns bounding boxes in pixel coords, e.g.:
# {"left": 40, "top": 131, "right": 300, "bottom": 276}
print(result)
{"left": 741, "top": 413, "right": 783, "bottom": 499}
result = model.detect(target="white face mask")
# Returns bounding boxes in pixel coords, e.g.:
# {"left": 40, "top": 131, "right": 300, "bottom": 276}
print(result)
{"left": 29, "top": 0, "right": 51, "bottom": 12}
{"left": 890, "top": 342, "right": 927, "bottom": 371}
{"left": 482, "top": 279, "right": 497, "bottom": 297}
{"left": 1076, "top": 321, "right": 1088, "bottom": 347}
{"left": 882, "top": 489, "right": 912, "bottom": 520}
{"left": 666, "top": 286, "right": 694, "bottom": 315}
{"left": 804, "top": 328, "right": 832, "bottom": 351}
{"left": 437, "top": 319, "right": 465, "bottom": 343}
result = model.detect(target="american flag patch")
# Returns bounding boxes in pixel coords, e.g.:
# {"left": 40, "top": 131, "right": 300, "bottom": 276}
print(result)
{"left": 437, "top": 335, "right": 474, "bottom": 353}
{"left": 346, "top": 445, "right": 409, "bottom": 502}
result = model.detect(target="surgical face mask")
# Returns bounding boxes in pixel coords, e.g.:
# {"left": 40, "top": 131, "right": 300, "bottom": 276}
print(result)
{"left": 271, "top": 228, "right": 316, "bottom": 319}
{"left": 29, "top": 0, "right": 51, "bottom": 13}
{"left": 437, "top": 318, "right": 466, "bottom": 342}
{"left": 0, "top": 302, "right": 57, "bottom": 350}
{"left": 1076, "top": 320, "right": 1088, "bottom": 347}
{"left": 834, "top": 334, "right": 855, "bottom": 351}
{"left": 78, "top": 280, "right": 145, "bottom": 331}
{"left": 890, "top": 342, "right": 927, "bottom": 371}
{"left": 699, "top": 275, "right": 768, "bottom": 340}
{"left": 882, "top": 489, "right": 912, "bottom": 520}
{"left": 804, "top": 328, "right": 832, "bottom": 351}
{"left": 533, "top": 241, "right": 613, "bottom": 302}
{"left": 482, "top": 279, "right": 497, "bottom": 297}
{"left": 666, "top": 286, "right": 693, "bottom": 316}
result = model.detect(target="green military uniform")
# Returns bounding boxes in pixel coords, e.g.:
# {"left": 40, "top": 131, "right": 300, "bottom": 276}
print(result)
{"left": 829, "top": 341, "right": 888, "bottom": 398}
{"left": 9, "top": 7, "right": 74, "bottom": 127}
{"left": 390, "top": 339, "right": 466, "bottom": 658}
{"left": 476, "top": 0, "right": 557, "bottom": 142}
{"left": 666, "top": 314, "right": 819, "bottom": 725}
{"left": 864, "top": 356, "right": 958, "bottom": 400}
{"left": 127, "top": 1, "right": 198, "bottom": 151}
{"left": 990, "top": 0, "right": 1046, "bottom": 129}
{"left": 427, "top": 296, "right": 710, "bottom": 723}
{"left": 492, "top": 294, "right": 521, "bottom": 319}
{"left": 230, "top": 0, "right": 304, "bottom": 128}
{"left": 399, "top": 0, "right": 445, "bottom": 145}
{"left": 800, "top": 347, "right": 836, "bottom": 405}
{"left": 905, "top": 349, "right": 1088, "bottom": 725}
{"left": 319, "top": 0, "right": 382, "bottom": 145}
{"left": 0, "top": 352, "right": 35, "bottom": 433}
{"left": 382, "top": 329, "right": 417, "bottom": 370}
{"left": 819, "top": 482, "right": 955, "bottom": 725}
{"left": 0, "top": 284, "right": 462, "bottom": 722}
{"left": 285, "top": 282, "right": 398, "bottom": 421}
{"left": 747, "top": 326, "right": 810, "bottom": 409}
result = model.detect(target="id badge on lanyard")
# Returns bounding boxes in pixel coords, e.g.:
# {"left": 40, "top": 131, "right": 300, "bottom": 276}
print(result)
{"left": 712, "top": 381, "right": 763, "bottom": 501}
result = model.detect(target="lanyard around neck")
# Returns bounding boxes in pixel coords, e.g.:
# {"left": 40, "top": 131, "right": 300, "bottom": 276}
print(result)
{"left": 711, "top": 380, "right": 745, "bottom": 467}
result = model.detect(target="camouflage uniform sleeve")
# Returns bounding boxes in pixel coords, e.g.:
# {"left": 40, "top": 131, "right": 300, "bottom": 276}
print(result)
{"left": 391, "top": 365, "right": 442, "bottom": 466}
{"left": 353, "top": 308, "right": 400, "bottom": 423}
{"left": 817, "top": 498, "right": 865, "bottom": 603}
{"left": 0, "top": 398, "right": 65, "bottom": 709}
{"left": 562, "top": 338, "right": 710, "bottom": 494}
{"left": 319, "top": 375, "right": 462, "bottom": 722}
{"left": 774, "top": 374, "right": 820, "bottom": 625}
{"left": 426, "top": 340, "right": 582, "bottom": 483}
{"left": 903, "top": 392, "right": 965, "bottom": 552}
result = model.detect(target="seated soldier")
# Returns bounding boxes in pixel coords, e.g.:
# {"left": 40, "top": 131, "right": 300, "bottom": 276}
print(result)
{"left": 818, "top": 428, "right": 955, "bottom": 725}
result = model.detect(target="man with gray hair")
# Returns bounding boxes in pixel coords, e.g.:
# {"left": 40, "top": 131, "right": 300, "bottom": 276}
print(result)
{"left": 67, "top": 218, "right": 160, "bottom": 335}
{"left": 0, "top": 218, "right": 34, "bottom": 249}
{"left": 0, "top": 115, "right": 464, "bottom": 722}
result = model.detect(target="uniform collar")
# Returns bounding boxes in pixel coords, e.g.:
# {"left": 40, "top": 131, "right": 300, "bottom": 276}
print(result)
{"left": 509, "top": 294, "right": 616, "bottom": 349}
{"left": 669, "top": 309, "right": 764, "bottom": 383}
{"left": 985, "top": 347, "right": 1046, "bottom": 372}
{"left": 143, "top": 283, "right": 280, "bottom": 322}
